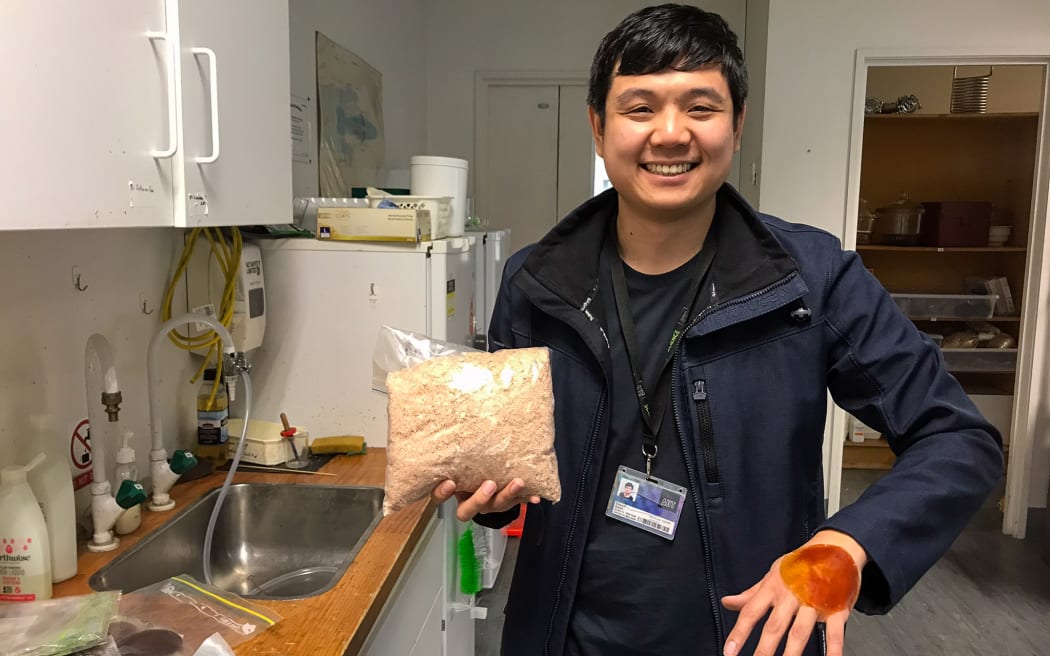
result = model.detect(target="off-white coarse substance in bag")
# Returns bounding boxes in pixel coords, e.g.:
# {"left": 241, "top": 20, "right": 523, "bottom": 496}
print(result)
{"left": 384, "top": 346, "right": 560, "bottom": 515}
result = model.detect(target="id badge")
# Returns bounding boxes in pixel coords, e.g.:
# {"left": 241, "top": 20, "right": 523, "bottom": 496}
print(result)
{"left": 605, "top": 465, "right": 688, "bottom": 540}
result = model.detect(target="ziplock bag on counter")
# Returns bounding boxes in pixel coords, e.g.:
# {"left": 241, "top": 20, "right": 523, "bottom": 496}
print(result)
{"left": 0, "top": 590, "right": 119, "bottom": 656}
{"left": 114, "top": 575, "right": 280, "bottom": 655}
{"left": 373, "top": 325, "right": 561, "bottom": 515}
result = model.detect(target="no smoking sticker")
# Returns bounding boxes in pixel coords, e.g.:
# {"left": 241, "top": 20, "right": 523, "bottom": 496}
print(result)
{"left": 70, "top": 419, "right": 93, "bottom": 491}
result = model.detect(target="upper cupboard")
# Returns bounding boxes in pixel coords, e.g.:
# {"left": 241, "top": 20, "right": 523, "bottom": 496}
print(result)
{"left": 0, "top": 0, "right": 292, "bottom": 229}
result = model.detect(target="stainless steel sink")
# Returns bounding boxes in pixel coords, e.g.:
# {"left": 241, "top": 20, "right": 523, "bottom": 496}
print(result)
{"left": 89, "top": 483, "right": 384, "bottom": 600}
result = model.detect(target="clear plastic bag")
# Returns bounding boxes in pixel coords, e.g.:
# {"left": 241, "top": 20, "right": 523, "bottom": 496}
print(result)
{"left": 0, "top": 590, "right": 120, "bottom": 656}
{"left": 374, "top": 325, "right": 561, "bottom": 515}
{"left": 114, "top": 575, "right": 280, "bottom": 655}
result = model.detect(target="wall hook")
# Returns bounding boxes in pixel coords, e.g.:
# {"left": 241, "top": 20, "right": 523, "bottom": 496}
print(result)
{"left": 142, "top": 299, "right": 154, "bottom": 315}
{"left": 74, "top": 273, "right": 88, "bottom": 292}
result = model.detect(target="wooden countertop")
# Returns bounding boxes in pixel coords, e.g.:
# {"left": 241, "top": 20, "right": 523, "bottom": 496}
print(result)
{"left": 53, "top": 448, "right": 435, "bottom": 656}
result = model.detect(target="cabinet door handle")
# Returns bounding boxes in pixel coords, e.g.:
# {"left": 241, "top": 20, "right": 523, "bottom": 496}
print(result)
{"left": 147, "top": 31, "right": 178, "bottom": 159}
{"left": 191, "top": 47, "right": 220, "bottom": 164}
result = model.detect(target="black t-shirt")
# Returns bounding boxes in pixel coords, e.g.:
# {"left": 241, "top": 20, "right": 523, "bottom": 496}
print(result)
{"left": 566, "top": 233, "right": 719, "bottom": 655}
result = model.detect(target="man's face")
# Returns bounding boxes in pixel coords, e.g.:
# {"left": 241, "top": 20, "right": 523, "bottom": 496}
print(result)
{"left": 590, "top": 65, "right": 744, "bottom": 222}
{"left": 623, "top": 483, "right": 634, "bottom": 497}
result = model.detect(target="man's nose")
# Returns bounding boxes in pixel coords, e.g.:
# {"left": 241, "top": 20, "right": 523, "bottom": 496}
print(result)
{"left": 650, "top": 110, "right": 690, "bottom": 147}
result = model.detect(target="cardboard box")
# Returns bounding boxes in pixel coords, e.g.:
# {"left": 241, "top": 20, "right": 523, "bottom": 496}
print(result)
{"left": 848, "top": 415, "right": 881, "bottom": 443}
{"left": 920, "top": 201, "right": 992, "bottom": 247}
{"left": 316, "top": 207, "right": 431, "bottom": 242}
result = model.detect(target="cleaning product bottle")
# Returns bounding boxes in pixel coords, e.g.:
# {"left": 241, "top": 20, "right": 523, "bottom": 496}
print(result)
{"left": 197, "top": 367, "right": 229, "bottom": 467}
{"left": 26, "top": 439, "right": 78, "bottom": 583}
{"left": 0, "top": 458, "right": 53, "bottom": 601}
{"left": 114, "top": 431, "right": 142, "bottom": 535}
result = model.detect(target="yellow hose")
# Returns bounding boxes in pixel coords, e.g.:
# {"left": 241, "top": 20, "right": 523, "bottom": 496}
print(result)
{"left": 161, "top": 227, "right": 242, "bottom": 405}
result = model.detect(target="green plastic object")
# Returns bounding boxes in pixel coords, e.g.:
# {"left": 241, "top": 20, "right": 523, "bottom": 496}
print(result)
{"left": 170, "top": 450, "right": 197, "bottom": 474}
{"left": 458, "top": 524, "right": 481, "bottom": 595}
{"left": 115, "top": 479, "right": 147, "bottom": 509}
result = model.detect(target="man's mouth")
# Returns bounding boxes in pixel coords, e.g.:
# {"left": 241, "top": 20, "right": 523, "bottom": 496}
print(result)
{"left": 641, "top": 163, "right": 698, "bottom": 176}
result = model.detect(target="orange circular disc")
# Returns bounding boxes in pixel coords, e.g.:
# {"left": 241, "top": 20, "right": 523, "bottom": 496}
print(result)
{"left": 779, "top": 544, "right": 860, "bottom": 614}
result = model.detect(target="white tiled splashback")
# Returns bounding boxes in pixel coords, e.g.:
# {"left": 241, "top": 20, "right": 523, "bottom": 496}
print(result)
{"left": 0, "top": 228, "right": 201, "bottom": 515}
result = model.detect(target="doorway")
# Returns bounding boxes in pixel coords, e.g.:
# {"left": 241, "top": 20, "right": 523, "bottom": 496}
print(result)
{"left": 474, "top": 73, "right": 595, "bottom": 255}
{"left": 832, "top": 53, "right": 1050, "bottom": 539}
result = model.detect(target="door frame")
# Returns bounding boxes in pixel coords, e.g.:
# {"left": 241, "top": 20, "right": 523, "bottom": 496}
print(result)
{"left": 836, "top": 49, "right": 1050, "bottom": 538}
{"left": 473, "top": 71, "right": 589, "bottom": 222}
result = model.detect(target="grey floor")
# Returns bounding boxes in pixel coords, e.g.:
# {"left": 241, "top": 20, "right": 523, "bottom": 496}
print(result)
{"left": 476, "top": 470, "right": 1050, "bottom": 655}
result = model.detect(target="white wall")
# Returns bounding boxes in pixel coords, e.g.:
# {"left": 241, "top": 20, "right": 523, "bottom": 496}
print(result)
{"left": 423, "top": 1, "right": 746, "bottom": 194}
{"left": 290, "top": 0, "right": 428, "bottom": 195}
{"left": 0, "top": 230, "right": 201, "bottom": 517}
{"left": 760, "top": 0, "right": 1050, "bottom": 232}
{"left": 760, "top": 0, "right": 1050, "bottom": 508}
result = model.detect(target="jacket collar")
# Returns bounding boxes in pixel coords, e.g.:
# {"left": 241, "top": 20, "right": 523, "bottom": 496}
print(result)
{"left": 517, "top": 184, "right": 802, "bottom": 316}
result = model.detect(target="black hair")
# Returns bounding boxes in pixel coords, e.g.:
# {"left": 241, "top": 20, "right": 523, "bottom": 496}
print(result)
{"left": 587, "top": 3, "right": 748, "bottom": 126}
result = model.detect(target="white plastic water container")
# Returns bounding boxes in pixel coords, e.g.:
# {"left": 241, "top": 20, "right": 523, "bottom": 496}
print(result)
{"left": 411, "top": 155, "right": 469, "bottom": 237}
{"left": 0, "top": 461, "right": 53, "bottom": 600}
{"left": 26, "top": 451, "right": 78, "bottom": 583}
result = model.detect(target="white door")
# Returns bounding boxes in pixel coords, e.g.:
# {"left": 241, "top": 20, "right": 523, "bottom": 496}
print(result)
{"left": 480, "top": 84, "right": 595, "bottom": 255}
{"left": 0, "top": 0, "right": 174, "bottom": 229}
{"left": 175, "top": 0, "right": 292, "bottom": 227}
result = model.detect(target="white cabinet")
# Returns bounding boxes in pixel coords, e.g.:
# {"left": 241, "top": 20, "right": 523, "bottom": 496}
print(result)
{"left": 0, "top": 0, "right": 291, "bottom": 230}
{"left": 361, "top": 515, "right": 445, "bottom": 656}
{"left": 174, "top": 0, "right": 291, "bottom": 227}
{"left": 0, "top": 1, "right": 174, "bottom": 229}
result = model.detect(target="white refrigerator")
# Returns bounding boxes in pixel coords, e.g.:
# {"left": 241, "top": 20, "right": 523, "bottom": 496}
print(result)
{"left": 252, "top": 236, "right": 478, "bottom": 656}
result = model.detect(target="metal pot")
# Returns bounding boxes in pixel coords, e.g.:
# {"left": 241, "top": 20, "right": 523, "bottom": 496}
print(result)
{"left": 875, "top": 193, "right": 924, "bottom": 245}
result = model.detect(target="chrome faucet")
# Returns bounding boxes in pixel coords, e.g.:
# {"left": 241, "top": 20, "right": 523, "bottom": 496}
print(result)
{"left": 146, "top": 313, "right": 246, "bottom": 511}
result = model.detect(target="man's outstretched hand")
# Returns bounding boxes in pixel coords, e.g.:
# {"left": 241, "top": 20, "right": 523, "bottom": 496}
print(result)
{"left": 721, "top": 530, "right": 866, "bottom": 656}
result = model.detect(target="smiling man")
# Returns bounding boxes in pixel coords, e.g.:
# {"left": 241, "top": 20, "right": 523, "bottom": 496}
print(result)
{"left": 432, "top": 4, "right": 1003, "bottom": 656}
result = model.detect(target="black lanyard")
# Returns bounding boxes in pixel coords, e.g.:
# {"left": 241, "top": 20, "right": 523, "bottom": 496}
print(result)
{"left": 605, "top": 227, "right": 716, "bottom": 478}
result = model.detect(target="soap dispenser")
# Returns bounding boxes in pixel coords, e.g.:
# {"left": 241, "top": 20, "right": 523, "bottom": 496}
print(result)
{"left": 114, "top": 431, "right": 142, "bottom": 535}
{"left": 0, "top": 457, "right": 53, "bottom": 601}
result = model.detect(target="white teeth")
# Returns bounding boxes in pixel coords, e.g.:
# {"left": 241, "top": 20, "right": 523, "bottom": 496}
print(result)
{"left": 644, "top": 163, "right": 694, "bottom": 176}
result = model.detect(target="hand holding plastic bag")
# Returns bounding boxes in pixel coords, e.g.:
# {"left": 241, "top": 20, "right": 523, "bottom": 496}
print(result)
{"left": 375, "top": 326, "right": 562, "bottom": 515}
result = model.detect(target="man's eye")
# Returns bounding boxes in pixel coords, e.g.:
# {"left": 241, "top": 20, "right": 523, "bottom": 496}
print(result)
{"left": 627, "top": 106, "right": 653, "bottom": 114}
{"left": 690, "top": 106, "right": 714, "bottom": 113}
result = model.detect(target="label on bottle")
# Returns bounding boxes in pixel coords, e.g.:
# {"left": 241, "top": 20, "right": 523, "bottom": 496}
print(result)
{"left": 197, "top": 410, "right": 229, "bottom": 445}
{"left": 1, "top": 538, "right": 38, "bottom": 601}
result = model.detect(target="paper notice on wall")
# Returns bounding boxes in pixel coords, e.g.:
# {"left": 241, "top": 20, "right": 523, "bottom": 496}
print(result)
{"left": 291, "top": 94, "right": 313, "bottom": 164}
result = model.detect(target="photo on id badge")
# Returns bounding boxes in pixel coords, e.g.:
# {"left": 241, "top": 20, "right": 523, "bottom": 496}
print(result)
{"left": 606, "top": 466, "right": 687, "bottom": 540}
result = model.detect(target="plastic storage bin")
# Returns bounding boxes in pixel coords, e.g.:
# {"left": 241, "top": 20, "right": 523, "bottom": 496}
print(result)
{"left": 474, "top": 526, "right": 509, "bottom": 590}
{"left": 940, "top": 348, "right": 1017, "bottom": 372}
{"left": 368, "top": 194, "right": 452, "bottom": 240}
{"left": 890, "top": 293, "right": 997, "bottom": 320}
{"left": 502, "top": 503, "right": 527, "bottom": 537}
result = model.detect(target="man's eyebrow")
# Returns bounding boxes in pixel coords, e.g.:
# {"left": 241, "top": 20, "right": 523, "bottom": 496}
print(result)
{"left": 613, "top": 86, "right": 727, "bottom": 105}
{"left": 682, "top": 87, "right": 727, "bottom": 104}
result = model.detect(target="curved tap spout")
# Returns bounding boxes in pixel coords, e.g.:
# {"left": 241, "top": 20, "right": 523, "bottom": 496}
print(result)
{"left": 84, "top": 333, "right": 123, "bottom": 551}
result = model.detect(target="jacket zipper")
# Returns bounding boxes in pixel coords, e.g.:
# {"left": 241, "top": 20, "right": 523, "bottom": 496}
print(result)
{"left": 543, "top": 391, "right": 607, "bottom": 656}
{"left": 670, "top": 272, "right": 800, "bottom": 651}
{"left": 672, "top": 355, "right": 724, "bottom": 648}
{"left": 692, "top": 379, "right": 719, "bottom": 483}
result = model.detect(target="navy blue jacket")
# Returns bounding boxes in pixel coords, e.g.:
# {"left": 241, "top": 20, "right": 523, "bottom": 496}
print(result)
{"left": 478, "top": 186, "right": 1003, "bottom": 656}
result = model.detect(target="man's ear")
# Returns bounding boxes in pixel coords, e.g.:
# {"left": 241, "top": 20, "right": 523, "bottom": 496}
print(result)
{"left": 589, "top": 106, "right": 605, "bottom": 158}
{"left": 733, "top": 104, "right": 747, "bottom": 153}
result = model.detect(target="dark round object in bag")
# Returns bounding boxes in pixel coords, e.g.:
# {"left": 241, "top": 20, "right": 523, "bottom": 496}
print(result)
{"left": 117, "top": 628, "right": 183, "bottom": 656}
